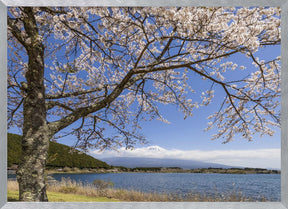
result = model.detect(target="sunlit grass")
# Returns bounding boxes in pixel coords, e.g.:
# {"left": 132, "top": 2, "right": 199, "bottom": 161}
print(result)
{"left": 7, "top": 190, "right": 119, "bottom": 202}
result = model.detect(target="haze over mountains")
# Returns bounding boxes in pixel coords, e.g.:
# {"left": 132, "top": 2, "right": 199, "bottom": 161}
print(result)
{"left": 92, "top": 145, "right": 280, "bottom": 169}
{"left": 101, "top": 157, "right": 234, "bottom": 169}
{"left": 99, "top": 145, "right": 234, "bottom": 169}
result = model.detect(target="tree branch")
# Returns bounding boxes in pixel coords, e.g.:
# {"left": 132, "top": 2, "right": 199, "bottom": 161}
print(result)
{"left": 46, "top": 101, "right": 74, "bottom": 112}
{"left": 45, "top": 86, "right": 107, "bottom": 99}
{"left": 48, "top": 71, "right": 145, "bottom": 135}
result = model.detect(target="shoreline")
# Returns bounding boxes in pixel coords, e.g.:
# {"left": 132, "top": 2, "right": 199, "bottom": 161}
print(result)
{"left": 47, "top": 167, "right": 281, "bottom": 175}
{"left": 8, "top": 166, "right": 281, "bottom": 175}
{"left": 7, "top": 178, "right": 273, "bottom": 202}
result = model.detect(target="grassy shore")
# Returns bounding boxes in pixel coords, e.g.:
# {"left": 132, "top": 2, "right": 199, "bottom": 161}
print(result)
{"left": 7, "top": 179, "right": 269, "bottom": 202}
{"left": 8, "top": 190, "right": 118, "bottom": 202}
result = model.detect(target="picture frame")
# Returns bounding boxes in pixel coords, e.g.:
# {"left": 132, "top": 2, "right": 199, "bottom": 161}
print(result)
{"left": 0, "top": 0, "right": 287, "bottom": 208}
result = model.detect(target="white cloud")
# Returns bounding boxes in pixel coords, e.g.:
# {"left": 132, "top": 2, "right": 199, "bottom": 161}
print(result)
{"left": 90, "top": 145, "right": 281, "bottom": 169}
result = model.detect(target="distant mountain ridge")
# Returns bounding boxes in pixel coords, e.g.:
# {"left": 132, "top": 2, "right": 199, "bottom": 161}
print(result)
{"left": 98, "top": 145, "right": 237, "bottom": 169}
{"left": 101, "top": 157, "right": 235, "bottom": 169}
{"left": 8, "top": 133, "right": 110, "bottom": 169}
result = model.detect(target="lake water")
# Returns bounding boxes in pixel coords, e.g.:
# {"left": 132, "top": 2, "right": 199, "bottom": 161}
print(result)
{"left": 49, "top": 173, "right": 280, "bottom": 201}
{"left": 8, "top": 173, "right": 280, "bottom": 201}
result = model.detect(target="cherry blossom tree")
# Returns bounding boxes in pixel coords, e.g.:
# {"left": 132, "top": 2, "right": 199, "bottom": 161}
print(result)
{"left": 7, "top": 7, "right": 280, "bottom": 201}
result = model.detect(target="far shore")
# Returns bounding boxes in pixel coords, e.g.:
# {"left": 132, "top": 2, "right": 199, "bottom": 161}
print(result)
{"left": 12, "top": 167, "right": 282, "bottom": 175}
{"left": 7, "top": 165, "right": 280, "bottom": 175}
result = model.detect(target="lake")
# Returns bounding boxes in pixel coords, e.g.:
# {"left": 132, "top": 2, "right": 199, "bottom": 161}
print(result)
{"left": 50, "top": 173, "right": 280, "bottom": 201}
{"left": 8, "top": 173, "right": 280, "bottom": 201}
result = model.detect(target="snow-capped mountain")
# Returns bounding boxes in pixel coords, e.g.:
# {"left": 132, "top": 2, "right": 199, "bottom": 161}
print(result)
{"left": 145, "top": 145, "right": 166, "bottom": 152}
{"left": 91, "top": 145, "right": 281, "bottom": 169}
{"left": 97, "top": 145, "right": 234, "bottom": 169}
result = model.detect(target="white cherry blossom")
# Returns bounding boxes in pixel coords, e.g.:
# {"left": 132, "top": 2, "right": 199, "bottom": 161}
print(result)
{"left": 8, "top": 6, "right": 281, "bottom": 148}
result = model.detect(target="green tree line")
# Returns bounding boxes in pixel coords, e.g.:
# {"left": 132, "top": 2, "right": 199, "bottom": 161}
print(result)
{"left": 8, "top": 133, "right": 110, "bottom": 169}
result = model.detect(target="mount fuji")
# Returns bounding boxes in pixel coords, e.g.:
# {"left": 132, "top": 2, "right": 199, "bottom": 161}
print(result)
{"left": 99, "top": 145, "right": 234, "bottom": 169}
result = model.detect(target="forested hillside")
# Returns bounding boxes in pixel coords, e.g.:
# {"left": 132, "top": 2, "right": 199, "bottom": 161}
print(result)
{"left": 8, "top": 133, "right": 110, "bottom": 169}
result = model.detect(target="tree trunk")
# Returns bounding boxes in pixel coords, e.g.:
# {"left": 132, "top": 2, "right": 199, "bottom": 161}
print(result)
{"left": 16, "top": 7, "right": 49, "bottom": 202}
{"left": 17, "top": 129, "right": 50, "bottom": 202}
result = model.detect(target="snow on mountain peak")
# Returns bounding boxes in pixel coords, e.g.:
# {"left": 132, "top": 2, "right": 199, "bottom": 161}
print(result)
{"left": 146, "top": 145, "right": 166, "bottom": 152}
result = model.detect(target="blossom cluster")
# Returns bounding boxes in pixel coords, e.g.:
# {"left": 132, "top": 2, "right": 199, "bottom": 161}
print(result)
{"left": 7, "top": 6, "right": 281, "bottom": 148}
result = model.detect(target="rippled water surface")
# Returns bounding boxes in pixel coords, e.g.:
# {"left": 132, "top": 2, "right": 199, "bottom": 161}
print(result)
{"left": 45, "top": 173, "right": 280, "bottom": 201}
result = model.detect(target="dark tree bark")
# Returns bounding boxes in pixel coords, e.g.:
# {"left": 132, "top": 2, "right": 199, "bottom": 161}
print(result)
{"left": 15, "top": 7, "right": 50, "bottom": 202}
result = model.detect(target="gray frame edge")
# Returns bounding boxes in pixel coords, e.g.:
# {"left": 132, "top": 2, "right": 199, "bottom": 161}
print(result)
{"left": 282, "top": 0, "right": 288, "bottom": 208}
{"left": 1, "top": 0, "right": 288, "bottom": 209}
{"left": 0, "top": 0, "right": 7, "bottom": 208}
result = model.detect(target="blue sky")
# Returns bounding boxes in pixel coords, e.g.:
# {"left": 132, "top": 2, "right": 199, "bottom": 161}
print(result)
{"left": 138, "top": 101, "right": 280, "bottom": 151}
{"left": 91, "top": 43, "right": 281, "bottom": 169}
{"left": 133, "top": 44, "right": 281, "bottom": 151}
{"left": 8, "top": 29, "right": 281, "bottom": 169}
